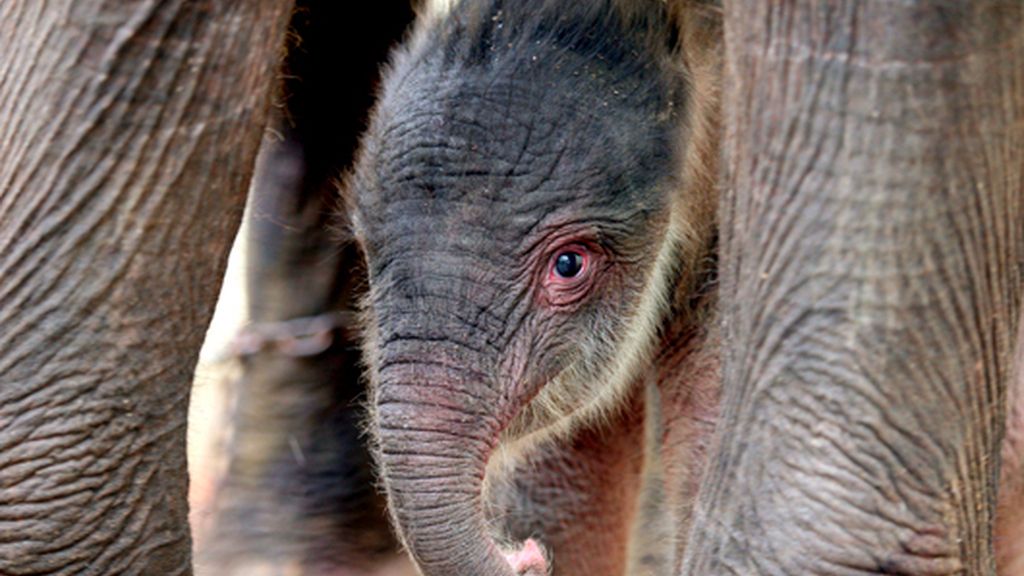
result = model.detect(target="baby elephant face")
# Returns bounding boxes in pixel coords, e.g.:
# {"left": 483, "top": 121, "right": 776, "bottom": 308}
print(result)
{"left": 346, "top": 2, "right": 698, "bottom": 575}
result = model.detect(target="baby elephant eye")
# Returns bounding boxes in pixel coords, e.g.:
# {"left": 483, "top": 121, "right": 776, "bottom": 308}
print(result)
{"left": 554, "top": 251, "right": 585, "bottom": 278}
{"left": 542, "top": 245, "right": 595, "bottom": 307}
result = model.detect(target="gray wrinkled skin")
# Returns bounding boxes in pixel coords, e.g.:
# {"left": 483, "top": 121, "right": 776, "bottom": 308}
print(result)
{"left": 0, "top": 1, "right": 294, "bottom": 574}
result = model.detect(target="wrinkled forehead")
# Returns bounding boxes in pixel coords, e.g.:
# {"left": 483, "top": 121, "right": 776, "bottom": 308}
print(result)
{"left": 362, "top": 64, "right": 675, "bottom": 218}
{"left": 379, "top": 77, "right": 611, "bottom": 198}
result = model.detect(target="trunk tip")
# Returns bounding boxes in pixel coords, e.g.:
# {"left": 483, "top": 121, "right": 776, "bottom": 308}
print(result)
{"left": 503, "top": 538, "right": 550, "bottom": 576}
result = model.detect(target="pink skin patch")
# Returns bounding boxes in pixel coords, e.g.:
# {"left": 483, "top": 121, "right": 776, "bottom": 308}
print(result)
{"left": 503, "top": 538, "right": 550, "bottom": 576}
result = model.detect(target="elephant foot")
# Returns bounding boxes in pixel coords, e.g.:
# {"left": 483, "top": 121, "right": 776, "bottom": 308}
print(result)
{"left": 503, "top": 539, "right": 550, "bottom": 576}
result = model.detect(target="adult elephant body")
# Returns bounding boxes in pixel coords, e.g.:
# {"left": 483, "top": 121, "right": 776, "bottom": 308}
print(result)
{"left": 684, "top": 3, "right": 1024, "bottom": 574}
{"left": 0, "top": 1, "right": 295, "bottom": 573}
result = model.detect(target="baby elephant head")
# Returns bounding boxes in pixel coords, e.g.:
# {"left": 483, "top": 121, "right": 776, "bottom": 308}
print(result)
{"left": 346, "top": 2, "right": 709, "bottom": 574}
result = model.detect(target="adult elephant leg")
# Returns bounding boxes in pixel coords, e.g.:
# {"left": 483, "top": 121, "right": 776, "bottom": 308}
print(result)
{"left": 196, "top": 2, "right": 418, "bottom": 573}
{"left": 0, "top": 2, "right": 293, "bottom": 574}
{"left": 683, "top": 2, "right": 1023, "bottom": 575}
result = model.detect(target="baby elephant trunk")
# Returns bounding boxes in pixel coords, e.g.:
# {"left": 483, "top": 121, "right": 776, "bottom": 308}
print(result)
{"left": 373, "top": 348, "right": 527, "bottom": 576}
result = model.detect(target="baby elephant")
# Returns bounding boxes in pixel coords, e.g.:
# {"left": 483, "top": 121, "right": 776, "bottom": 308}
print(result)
{"left": 346, "top": 0, "right": 722, "bottom": 574}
